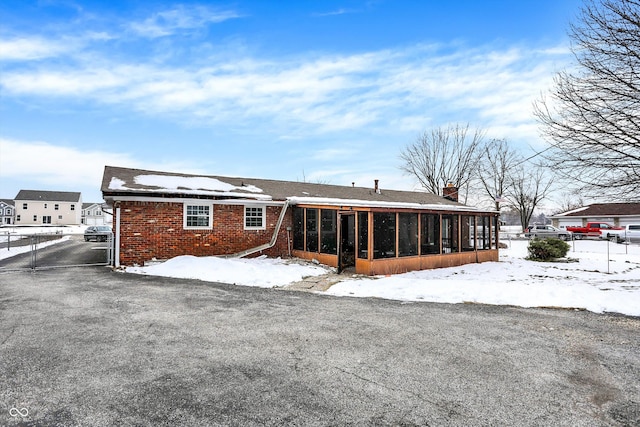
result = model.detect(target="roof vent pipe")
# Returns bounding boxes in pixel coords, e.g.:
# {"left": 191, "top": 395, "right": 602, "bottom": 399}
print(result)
{"left": 374, "top": 179, "right": 379, "bottom": 193}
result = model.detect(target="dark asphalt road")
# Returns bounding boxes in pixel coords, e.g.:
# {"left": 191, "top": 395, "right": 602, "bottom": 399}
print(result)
{"left": 0, "top": 266, "right": 639, "bottom": 426}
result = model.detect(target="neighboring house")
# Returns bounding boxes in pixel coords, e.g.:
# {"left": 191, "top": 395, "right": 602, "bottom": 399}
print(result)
{"left": 82, "top": 202, "right": 112, "bottom": 226}
{"left": 14, "top": 190, "right": 82, "bottom": 225}
{"left": 102, "top": 166, "right": 499, "bottom": 275}
{"left": 550, "top": 203, "right": 640, "bottom": 229}
{"left": 0, "top": 199, "right": 15, "bottom": 225}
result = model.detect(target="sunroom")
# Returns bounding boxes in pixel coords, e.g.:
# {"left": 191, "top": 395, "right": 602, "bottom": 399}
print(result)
{"left": 290, "top": 204, "right": 499, "bottom": 276}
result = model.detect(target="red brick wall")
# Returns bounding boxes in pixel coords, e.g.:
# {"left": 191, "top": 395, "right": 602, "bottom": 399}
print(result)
{"left": 117, "top": 201, "right": 292, "bottom": 266}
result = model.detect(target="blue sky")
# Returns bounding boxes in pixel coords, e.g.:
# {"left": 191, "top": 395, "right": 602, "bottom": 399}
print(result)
{"left": 0, "top": 0, "right": 583, "bottom": 204}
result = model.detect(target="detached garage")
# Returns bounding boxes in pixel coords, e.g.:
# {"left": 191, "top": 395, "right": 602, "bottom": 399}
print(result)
{"left": 550, "top": 203, "right": 640, "bottom": 228}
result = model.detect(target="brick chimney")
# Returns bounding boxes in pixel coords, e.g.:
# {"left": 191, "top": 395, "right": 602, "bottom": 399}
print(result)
{"left": 442, "top": 183, "right": 458, "bottom": 202}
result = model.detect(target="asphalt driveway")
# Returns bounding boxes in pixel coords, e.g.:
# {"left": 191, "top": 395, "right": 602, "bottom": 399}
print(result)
{"left": 1, "top": 267, "right": 639, "bottom": 426}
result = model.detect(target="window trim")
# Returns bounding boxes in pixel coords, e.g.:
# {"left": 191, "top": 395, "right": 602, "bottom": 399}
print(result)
{"left": 244, "top": 206, "right": 266, "bottom": 230}
{"left": 183, "top": 203, "right": 214, "bottom": 230}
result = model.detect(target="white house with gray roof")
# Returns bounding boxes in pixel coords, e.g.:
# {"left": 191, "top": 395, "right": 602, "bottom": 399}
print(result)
{"left": 82, "top": 202, "right": 112, "bottom": 226}
{"left": 0, "top": 199, "right": 15, "bottom": 225}
{"left": 14, "top": 190, "right": 82, "bottom": 226}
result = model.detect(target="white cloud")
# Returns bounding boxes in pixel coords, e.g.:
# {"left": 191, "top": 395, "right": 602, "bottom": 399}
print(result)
{"left": 0, "top": 39, "right": 572, "bottom": 142}
{"left": 129, "top": 5, "right": 241, "bottom": 38}
{"left": 313, "top": 8, "right": 359, "bottom": 17}
{"left": 0, "top": 138, "right": 137, "bottom": 185}
{"left": 312, "top": 147, "right": 358, "bottom": 161}
{"left": 0, "top": 138, "right": 219, "bottom": 199}
{"left": 2, "top": 67, "right": 132, "bottom": 95}
{"left": 0, "top": 37, "right": 75, "bottom": 61}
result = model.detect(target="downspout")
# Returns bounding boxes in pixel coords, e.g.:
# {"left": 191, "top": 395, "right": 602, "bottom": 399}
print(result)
{"left": 229, "top": 200, "right": 290, "bottom": 258}
{"left": 115, "top": 204, "right": 121, "bottom": 268}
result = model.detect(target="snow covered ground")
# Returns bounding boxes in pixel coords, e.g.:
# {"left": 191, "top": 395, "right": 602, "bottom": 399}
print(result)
{"left": 2, "top": 226, "right": 637, "bottom": 316}
{"left": 327, "top": 240, "right": 640, "bottom": 317}
{"left": 125, "top": 239, "right": 640, "bottom": 317}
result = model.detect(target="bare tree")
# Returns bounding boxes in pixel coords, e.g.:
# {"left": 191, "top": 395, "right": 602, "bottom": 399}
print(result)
{"left": 507, "top": 164, "right": 554, "bottom": 231}
{"left": 554, "top": 192, "right": 586, "bottom": 215}
{"left": 534, "top": 0, "right": 640, "bottom": 201}
{"left": 399, "top": 124, "right": 485, "bottom": 203}
{"left": 476, "top": 138, "right": 521, "bottom": 211}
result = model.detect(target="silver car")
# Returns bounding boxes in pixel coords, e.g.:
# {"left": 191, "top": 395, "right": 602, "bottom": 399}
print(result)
{"left": 84, "top": 226, "right": 113, "bottom": 242}
{"left": 524, "top": 224, "right": 572, "bottom": 241}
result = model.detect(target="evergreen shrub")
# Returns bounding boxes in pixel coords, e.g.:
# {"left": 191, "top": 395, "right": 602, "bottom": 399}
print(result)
{"left": 526, "top": 237, "right": 570, "bottom": 261}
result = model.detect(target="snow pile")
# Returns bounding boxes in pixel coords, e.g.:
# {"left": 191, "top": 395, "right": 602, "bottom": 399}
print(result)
{"left": 126, "top": 255, "right": 331, "bottom": 288}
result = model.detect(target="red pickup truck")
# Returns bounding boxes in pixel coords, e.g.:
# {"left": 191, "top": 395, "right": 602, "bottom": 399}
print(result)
{"left": 565, "top": 222, "right": 623, "bottom": 239}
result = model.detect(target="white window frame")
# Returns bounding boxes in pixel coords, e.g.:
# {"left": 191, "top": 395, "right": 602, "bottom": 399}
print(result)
{"left": 183, "top": 203, "right": 214, "bottom": 230}
{"left": 244, "top": 206, "right": 266, "bottom": 230}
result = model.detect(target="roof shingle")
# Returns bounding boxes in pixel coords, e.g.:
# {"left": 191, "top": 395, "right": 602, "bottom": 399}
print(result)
{"left": 15, "top": 190, "right": 81, "bottom": 202}
{"left": 101, "top": 165, "right": 486, "bottom": 212}
{"left": 554, "top": 203, "right": 640, "bottom": 217}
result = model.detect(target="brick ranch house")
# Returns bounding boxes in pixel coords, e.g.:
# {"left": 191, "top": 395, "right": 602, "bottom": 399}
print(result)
{"left": 101, "top": 166, "right": 499, "bottom": 275}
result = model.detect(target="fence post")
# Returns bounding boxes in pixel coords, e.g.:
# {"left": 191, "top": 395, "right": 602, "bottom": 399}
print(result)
{"left": 107, "top": 234, "right": 114, "bottom": 266}
{"left": 30, "top": 235, "right": 37, "bottom": 269}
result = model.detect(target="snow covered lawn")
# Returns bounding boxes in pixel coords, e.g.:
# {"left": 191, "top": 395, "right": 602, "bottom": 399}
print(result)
{"left": 327, "top": 240, "right": 640, "bottom": 317}
{"left": 125, "top": 239, "right": 640, "bottom": 317}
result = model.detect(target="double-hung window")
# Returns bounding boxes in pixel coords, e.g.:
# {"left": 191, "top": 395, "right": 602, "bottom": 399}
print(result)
{"left": 244, "top": 206, "right": 265, "bottom": 230}
{"left": 184, "top": 203, "right": 213, "bottom": 229}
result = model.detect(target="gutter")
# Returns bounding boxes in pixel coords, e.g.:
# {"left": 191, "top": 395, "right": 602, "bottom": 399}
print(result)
{"left": 228, "top": 200, "right": 290, "bottom": 258}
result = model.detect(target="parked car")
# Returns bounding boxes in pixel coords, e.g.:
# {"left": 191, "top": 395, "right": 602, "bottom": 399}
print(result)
{"left": 84, "top": 226, "right": 112, "bottom": 242}
{"left": 565, "top": 222, "right": 623, "bottom": 240}
{"left": 606, "top": 224, "right": 640, "bottom": 243}
{"left": 524, "top": 224, "right": 572, "bottom": 241}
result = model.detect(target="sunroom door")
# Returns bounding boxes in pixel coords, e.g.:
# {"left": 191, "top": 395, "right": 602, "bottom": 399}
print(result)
{"left": 338, "top": 212, "right": 356, "bottom": 273}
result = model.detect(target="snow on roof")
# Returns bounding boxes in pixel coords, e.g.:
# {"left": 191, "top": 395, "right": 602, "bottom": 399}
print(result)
{"left": 108, "top": 174, "right": 271, "bottom": 200}
{"left": 134, "top": 174, "right": 263, "bottom": 194}
{"left": 555, "top": 206, "right": 590, "bottom": 217}
{"left": 102, "top": 166, "right": 493, "bottom": 212}
{"left": 287, "top": 196, "right": 485, "bottom": 212}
